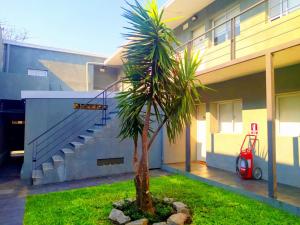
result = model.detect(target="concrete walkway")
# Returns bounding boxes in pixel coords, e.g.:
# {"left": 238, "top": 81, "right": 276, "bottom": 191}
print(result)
{"left": 165, "top": 162, "right": 300, "bottom": 216}
{"left": 0, "top": 158, "right": 169, "bottom": 225}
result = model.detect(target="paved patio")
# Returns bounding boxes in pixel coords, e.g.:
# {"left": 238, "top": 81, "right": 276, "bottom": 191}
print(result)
{"left": 0, "top": 157, "right": 169, "bottom": 225}
{"left": 166, "top": 162, "right": 300, "bottom": 214}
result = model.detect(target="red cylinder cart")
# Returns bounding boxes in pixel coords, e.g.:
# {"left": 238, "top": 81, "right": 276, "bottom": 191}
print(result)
{"left": 236, "top": 134, "right": 262, "bottom": 180}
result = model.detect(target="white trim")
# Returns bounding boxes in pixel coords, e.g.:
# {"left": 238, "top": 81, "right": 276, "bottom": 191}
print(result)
{"left": 3, "top": 40, "right": 108, "bottom": 59}
{"left": 21, "top": 90, "right": 118, "bottom": 99}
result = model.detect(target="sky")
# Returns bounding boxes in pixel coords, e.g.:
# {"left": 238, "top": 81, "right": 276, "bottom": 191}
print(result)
{"left": 0, "top": 0, "right": 166, "bottom": 57}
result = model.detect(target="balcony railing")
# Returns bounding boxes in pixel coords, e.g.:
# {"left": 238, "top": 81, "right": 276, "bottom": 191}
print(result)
{"left": 177, "top": 0, "right": 300, "bottom": 71}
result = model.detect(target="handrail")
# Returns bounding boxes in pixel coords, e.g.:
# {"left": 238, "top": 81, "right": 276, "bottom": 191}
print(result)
{"left": 176, "top": 0, "right": 267, "bottom": 51}
{"left": 28, "top": 78, "right": 125, "bottom": 145}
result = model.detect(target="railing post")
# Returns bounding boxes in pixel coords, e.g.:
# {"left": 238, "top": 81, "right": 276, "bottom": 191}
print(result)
{"left": 32, "top": 141, "right": 37, "bottom": 170}
{"left": 105, "top": 90, "right": 107, "bottom": 125}
{"left": 185, "top": 41, "right": 193, "bottom": 173}
{"left": 230, "top": 17, "right": 236, "bottom": 60}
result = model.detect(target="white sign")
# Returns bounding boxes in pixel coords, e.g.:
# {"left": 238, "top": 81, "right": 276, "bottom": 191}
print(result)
{"left": 251, "top": 123, "right": 258, "bottom": 135}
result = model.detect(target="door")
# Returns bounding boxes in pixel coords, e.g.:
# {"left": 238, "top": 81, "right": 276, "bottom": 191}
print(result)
{"left": 197, "top": 104, "right": 206, "bottom": 161}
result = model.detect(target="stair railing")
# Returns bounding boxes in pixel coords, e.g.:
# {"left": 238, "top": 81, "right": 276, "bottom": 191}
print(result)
{"left": 28, "top": 78, "right": 130, "bottom": 170}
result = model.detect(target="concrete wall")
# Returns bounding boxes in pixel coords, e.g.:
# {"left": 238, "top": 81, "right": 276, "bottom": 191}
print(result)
{"left": 22, "top": 96, "right": 162, "bottom": 181}
{"left": 0, "top": 72, "right": 49, "bottom": 100}
{"left": 5, "top": 44, "right": 106, "bottom": 91}
{"left": 93, "top": 65, "right": 119, "bottom": 90}
{"left": 164, "top": 63, "right": 300, "bottom": 188}
{"left": 0, "top": 26, "right": 3, "bottom": 72}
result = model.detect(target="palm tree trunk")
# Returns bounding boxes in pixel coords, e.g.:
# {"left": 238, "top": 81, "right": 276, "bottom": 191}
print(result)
{"left": 135, "top": 102, "right": 154, "bottom": 214}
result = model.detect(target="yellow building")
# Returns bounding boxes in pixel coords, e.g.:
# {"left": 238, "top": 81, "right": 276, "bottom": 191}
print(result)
{"left": 106, "top": 0, "right": 300, "bottom": 195}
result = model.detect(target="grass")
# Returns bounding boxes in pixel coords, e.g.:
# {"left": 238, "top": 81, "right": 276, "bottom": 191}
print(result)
{"left": 24, "top": 175, "right": 300, "bottom": 225}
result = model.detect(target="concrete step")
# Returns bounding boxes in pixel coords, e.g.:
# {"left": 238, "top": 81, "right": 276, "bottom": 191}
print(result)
{"left": 109, "top": 111, "right": 119, "bottom": 115}
{"left": 32, "top": 169, "right": 43, "bottom": 185}
{"left": 78, "top": 135, "right": 94, "bottom": 143}
{"left": 42, "top": 162, "right": 54, "bottom": 172}
{"left": 61, "top": 148, "right": 74, "bottom": 155}
{"left": 52, "top": 155, "right": 64, "bottom": 168}
{"left": 32, "top": 169, "right": 43, "bottom": 179}
{"left": 94, "top": 123, "right": 106, "bottom": 126}
{"left": 86, "top": 128, "right": 101, "bottom": 133}
{"left": 69, "top": 142, "right": 84, "bottom": 150}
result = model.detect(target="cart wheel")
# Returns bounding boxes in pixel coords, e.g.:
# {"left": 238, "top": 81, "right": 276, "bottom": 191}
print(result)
{"left": 253, "top": 167, "right": 262, "bottom": 180}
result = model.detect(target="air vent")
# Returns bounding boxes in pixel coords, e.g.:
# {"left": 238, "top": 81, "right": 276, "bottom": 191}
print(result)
{"left": 97, "top": 157, "right": 124, "bottom": 166}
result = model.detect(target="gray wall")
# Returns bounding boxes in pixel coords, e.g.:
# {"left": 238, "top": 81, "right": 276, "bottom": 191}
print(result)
{"left": 0, "top": 26, "right": 3, "bottom": 72}
{"left": 93, "top": 65, "right": 119, "bottom": 90}
{"left": 22, "top": 96, "right": 162, "bottom": 182}
{"left": 0, "top": 72, "right": 49, "bottom": 100}
{"left": 4, "top": 44, "right": 106, "bottom": 91}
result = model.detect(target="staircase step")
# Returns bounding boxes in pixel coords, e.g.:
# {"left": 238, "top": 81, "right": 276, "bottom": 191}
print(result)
{"left": 94, "top": 123, "right": 105, "bottom": 126}
{"left": 87, "top": 128, "right": 101, "bottom": 133}
{"left": 52, "top": 155, "right": 64, "bottom": 167}
{"left": 42, "top": 162, "right": 54, "bottom": 172}
{"left": 61, "top": 148, "right": 74, "bottom": 155}
{"left": 109, "top": 111, "right": 119, "bottom": 114}
{"left": 69, "top": 142, "right": 84, "bottom": 149}
{"left": 78, "top": 135, "right": 93, "bottom": 143}
{"left": 32, "top": 169, "right": 43, "bottom": 185}
{"left": 32, "top": 169, "right": 43, "bottom": 179}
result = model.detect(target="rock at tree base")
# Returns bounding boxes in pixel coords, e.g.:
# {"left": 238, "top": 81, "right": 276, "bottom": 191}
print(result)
{"left": 167, "top": 213, "right": 188, "bottom": 225}
{"left": 113, "top": 200, "right": 125, "bottom": 209}
{"left": 172, "top": 202, "right": 190, "bottom": 215}
{"left": 163, "top": 197, "right": 174, "bottom": 204}
{"left": 109, "top": 208, "right": 131, "bottom": 224}
{"left": 153, "top": 222, "right": 167, "bottom": 225}
{"left": 126, "top": 218, "right": 148, "bottom": 225}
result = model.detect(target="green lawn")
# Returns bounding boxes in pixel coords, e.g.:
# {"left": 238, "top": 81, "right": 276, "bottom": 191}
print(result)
{"left": 24, "top": 175, "right": 299, "bottom": 225}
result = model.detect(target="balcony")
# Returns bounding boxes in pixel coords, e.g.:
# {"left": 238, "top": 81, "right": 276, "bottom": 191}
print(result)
{"left": 177, "top": 0, "right": 300, "bottom": 83}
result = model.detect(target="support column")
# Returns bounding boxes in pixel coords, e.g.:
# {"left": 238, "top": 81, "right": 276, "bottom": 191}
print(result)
{"left": 266, "top": 52, "right": 277, "bottom": 198}
{"left": 185, "top": 125, "right": 191, "bottom": 172}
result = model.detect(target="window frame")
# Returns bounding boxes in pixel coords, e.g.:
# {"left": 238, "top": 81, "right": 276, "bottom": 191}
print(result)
{"left": 269, "top": 0, "right": 300, "bottom": 21}
{"left": 27, "top": 68, "right": 48, "bottom": 77}
{"left": 212, "top": 4, "right": 240, "bottom": 46}
{"left": 217, "top": 99, "right": 243, "bottom": 134}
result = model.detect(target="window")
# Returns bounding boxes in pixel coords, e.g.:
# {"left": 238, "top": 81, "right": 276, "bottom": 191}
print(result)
{"left": 213, "top": 5, "right": 240, "bottom": 45}
{"left": 218, "top": 100, "right": 242, "bottom": 133}
{"left": 27, "top": 69, "right": 48, "bottom": 77}
{"left": 192, "top": 25, "right": 206, "bottom": 51}
{"left": 269, "top": 0, "right": 300, "bottom": 20}
{"left": 278, "top": 93, "right": 300, "bottom": 136}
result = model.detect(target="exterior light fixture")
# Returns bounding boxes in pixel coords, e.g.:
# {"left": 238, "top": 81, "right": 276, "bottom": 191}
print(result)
{"left": 191, "top": 15, "right": 198, "bottom": 21}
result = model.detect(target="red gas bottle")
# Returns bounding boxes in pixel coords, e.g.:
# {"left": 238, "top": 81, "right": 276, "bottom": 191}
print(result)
{"left": 236, "top": 134, "right": 262, "bottom": 180}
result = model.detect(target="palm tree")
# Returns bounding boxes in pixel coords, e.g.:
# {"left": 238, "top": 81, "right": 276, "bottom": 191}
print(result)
{"left": 117, "top": 0, "right": 203, "bottom": 214}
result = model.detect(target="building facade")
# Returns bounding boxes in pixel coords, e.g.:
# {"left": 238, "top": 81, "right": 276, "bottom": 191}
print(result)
{"left": 106, "top": 0, "right": 300, "bottom": 191}
{"left": 163, "top": 0, "right": 300, "bottom": 190}
{"left": 0, "top": 40, "right": 122, "bottom": 171}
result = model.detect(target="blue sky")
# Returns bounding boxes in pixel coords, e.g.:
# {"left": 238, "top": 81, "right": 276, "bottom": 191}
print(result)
{"left": 0, "top": 0, "right": 166, "bottom": 57}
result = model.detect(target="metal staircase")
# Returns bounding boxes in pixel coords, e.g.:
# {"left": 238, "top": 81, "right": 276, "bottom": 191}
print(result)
{"left": 28, "top": 78, "right": 128, "bottom": 185}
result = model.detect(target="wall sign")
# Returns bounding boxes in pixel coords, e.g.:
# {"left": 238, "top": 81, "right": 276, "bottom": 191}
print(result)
{"left": 251, "top": 123, "right": 258, "bottom": 135}
{"left": 73, "top": 103, "right": 107, "bottom": 110}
